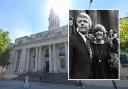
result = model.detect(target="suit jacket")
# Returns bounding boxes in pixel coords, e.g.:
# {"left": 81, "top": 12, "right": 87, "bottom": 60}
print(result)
{"left": 69, "top": 33, "right": 92, "bottom": 79}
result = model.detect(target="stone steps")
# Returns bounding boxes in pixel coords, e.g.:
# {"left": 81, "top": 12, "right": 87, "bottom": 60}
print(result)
{"left": 4, "top": 73, "right": 18, "bottom": 79}
{"left": 13, "top": 72, "right": 77, "bottom": 85}
{"left": 11, "top": 72, "right": 128, "bottom": 88}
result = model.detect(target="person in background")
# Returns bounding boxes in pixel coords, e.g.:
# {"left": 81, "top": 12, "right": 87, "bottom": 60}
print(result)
{"left": 110, "top": 30, "right": 119, "bottom": 79}
{"left": 69, "top": 15, "right": 74, "bottom": 35}
{"left": 77, "top": 80, "right": 86, "bottom": 88}
{"left": 24, "top": 75, "right": 29, "bottom": 88}
{"left": 111, "top": 30, "right": 119, "bottom": 54}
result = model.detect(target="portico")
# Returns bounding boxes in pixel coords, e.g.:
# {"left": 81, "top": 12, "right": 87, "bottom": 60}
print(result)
{"left": 12, "top": 40, "right": 68, "bottom": 74}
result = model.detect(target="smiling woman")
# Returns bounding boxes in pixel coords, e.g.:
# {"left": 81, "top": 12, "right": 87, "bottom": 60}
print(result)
{"left": 48, "top": 0, "right": 70, "bottom": 19}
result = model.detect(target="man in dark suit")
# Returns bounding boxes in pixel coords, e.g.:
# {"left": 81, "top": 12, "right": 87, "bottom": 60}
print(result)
{"left": 69, "top": 12, "right": 92, "bottom": 79}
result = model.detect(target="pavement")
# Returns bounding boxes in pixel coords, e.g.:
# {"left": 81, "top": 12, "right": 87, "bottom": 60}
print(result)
{"left": 0, "top": 80, "right": 128, "bottom": 89}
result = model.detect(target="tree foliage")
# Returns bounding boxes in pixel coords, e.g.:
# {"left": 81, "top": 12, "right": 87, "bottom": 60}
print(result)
{"left": 0, "top": 29, "right": 11, "bottom": 54}
{"left": 0, "top": 48, "right": 10, "bottom": 66}
{"left": 0, "top": 29, "right": 11, "bottom": 66}
{"left": 120, "top": 17, "right": 128, "bottom": 52}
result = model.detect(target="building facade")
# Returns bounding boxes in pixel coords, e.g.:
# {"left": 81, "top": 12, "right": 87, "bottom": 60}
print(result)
{"left": 9, "top": 8, "right": 68, "bottom": 74}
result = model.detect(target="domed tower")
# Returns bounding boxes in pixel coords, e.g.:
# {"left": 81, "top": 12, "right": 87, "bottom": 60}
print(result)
{"left": 48, "top": 8, "right": 60, "bottom": 30}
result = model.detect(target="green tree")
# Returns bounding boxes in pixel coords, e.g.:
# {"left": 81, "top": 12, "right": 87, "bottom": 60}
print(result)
{"left": 0, "top": 29, "right": 11, "bottom": 66}
{"left": 0, "top": 29, "right": 11, "bottom": 54}
{"left": 120, "top": 17, "right": 128, "bottom": 52}
{"left": 0, "top": 48, "right": 10, "bottom": 66}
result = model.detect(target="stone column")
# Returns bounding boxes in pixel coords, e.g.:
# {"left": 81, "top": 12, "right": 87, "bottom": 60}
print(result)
{"left": 18, "top": 50, "right": 22, "bottom": 73}
{"left": 34, "top": 47, "right": 39, "bottom": 71}
{"left": 49, "top": 45, "right": 52, "bottom": 73}
{"left": 41, "top": 49, "right": 45, "bottom": 72}
{"left": 38, "top": 47, "right": 42, "bottom": 71}
{"left": 14, "top": 50, "right": 18, "bottom": 72}
{"left": 53, "top": 44, "right": 58, "bottom": 73}
{"left": 88, "top": 10, "right": 97, "bottom": 27}
{"left": 65, "top": 42, "right": 68, "bottom": 72}
{"left": 56, "top": 45, "right": 60, "bottom": 72}
{"left": 26, "top": 48, "right": 30, "bottom": 72}
{"left": 8, "top": 49, "right": 14, "bottom": 74}
{"left": 108, "top": 10, "right": 118, "bottom": 30}
{"left": 20, "top": 48, "right": 27, "bottom": 73}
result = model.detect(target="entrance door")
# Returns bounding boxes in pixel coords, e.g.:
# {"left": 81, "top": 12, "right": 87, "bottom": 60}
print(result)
{"left": 45, "top": 61, "right": 49, "bottom": 72}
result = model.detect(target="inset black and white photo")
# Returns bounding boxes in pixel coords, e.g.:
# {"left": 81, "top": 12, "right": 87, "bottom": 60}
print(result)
{"left": 69, "top": 10, "right": 119, "bottom": 80}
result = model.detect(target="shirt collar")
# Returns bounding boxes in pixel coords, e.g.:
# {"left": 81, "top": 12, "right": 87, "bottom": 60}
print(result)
{"left": 77, "top": 28, "right": 87, "bottom": 43}
{"left": 77, "top": 28, "right": 88, "bottom": 37}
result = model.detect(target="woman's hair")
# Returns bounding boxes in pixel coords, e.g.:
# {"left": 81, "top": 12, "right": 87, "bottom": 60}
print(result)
{"left": 93, "top": 24, "right": 106, "bottom": 38}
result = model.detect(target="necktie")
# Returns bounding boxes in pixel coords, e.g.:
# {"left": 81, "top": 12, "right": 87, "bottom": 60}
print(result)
{"left": 85, "top": 36, "right": 92, "bottom": 59}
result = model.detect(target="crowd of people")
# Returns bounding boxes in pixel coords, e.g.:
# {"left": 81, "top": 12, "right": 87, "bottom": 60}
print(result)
{"left": 69, "top": 11, "right": 119, "bottom": 79}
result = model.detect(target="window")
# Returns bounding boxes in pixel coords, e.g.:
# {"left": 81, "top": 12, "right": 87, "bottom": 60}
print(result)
{"left": 33, "top": 59, "right": 35, "bottom": 69}
{"left": 60, "top": 57, "right": 66, "bottom": 68}
{"left": 44, "top": 48, "right": 49, "bottom": 57}
{"left": 59, "top": 47, "right": 66, "bottom": 68}
{"left": 59, "top": 47, "right": 65, "bottom": 56}
{"left": 33, "top": 51, "right": 36, "bottom": 58}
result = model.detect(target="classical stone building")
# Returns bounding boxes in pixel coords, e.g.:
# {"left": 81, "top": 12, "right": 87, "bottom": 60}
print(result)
{"left": 9, "top": 8, "right": 68, "bottom": 75}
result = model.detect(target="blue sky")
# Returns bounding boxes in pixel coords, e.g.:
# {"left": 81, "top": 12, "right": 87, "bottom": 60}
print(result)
{"left": 0, "top": 0, "right": 128, "bottom": 43}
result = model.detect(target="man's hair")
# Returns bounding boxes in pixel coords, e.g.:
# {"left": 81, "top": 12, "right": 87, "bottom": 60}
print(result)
{"left": 77, "top": 12, "right": 92, "bottom": 29}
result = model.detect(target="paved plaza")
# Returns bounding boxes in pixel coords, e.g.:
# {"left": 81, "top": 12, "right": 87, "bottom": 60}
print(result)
{"left": 0, "top": 80, "right": 128, "bottom": 89}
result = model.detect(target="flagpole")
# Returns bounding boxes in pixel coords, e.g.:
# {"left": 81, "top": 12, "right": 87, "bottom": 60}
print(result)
{"left": 89, "top": 3, "right": 91, "bottom": 9}
{"left": 89, "top": 0, "right": 93, "bottom": 9}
